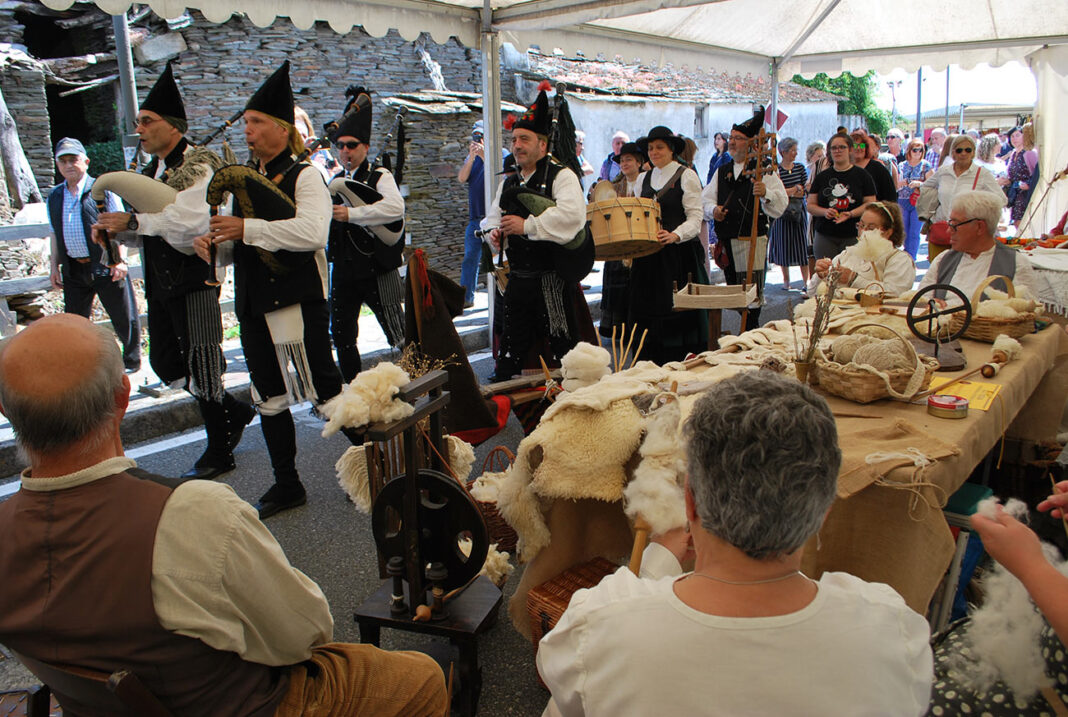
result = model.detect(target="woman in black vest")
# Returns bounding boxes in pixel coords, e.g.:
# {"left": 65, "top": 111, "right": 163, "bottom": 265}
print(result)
{"left": 626, "top": 126, "right": 707, "bottom": 365}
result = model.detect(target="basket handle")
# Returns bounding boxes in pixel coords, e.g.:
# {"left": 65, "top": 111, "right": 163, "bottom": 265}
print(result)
{"left": 970, "top": 274, "right": 1015, "bottom": 306}
{"left": 860, "top": 281, "right": 885, "bottom": 296}
{"left": 480, "top": 444, "right": 516, "bottom": 476}
{"left": 839, "top": 322, "right": 932, "bottom": 400}
{"left": 841, "top": 322, "right": 919, "bottom": 364}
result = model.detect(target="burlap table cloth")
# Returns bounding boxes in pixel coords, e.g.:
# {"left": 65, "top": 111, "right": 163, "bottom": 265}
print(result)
{"left": 508, "top": 327, "right": 1068, "bottom": 637}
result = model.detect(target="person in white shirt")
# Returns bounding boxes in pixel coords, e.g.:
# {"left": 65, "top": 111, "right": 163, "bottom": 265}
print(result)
{"left": 917, "top": 190, "right": 1037, "bottom": 304}
{"left": 811, "top": 200, "right": 917, "bottom": 296}
{"left": 702, "top": 109, "right": 788, "bottom": 330}
{"left": 538, "top": 371, "right": 933, "bottom": 717}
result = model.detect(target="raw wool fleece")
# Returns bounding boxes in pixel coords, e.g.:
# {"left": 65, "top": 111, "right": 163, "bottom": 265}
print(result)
{"left": 946, "top": 497, "right": 1067, "bottom": 702}
{"left": 623, "top": 395, "right": 687, "bottom": 535}
{"left": 320, "top": 363, "right": 413, "bottom": 437}
{"left": 334, "top": 435, "right": 476, "bottom": 513}
{"left": 992, "top": 335, "right": 1024, "bottom": 361}
{"left": 560, "top": 342, "right": 611, "bottom": 392}
{"left": 470, "top": 470, "right": 507, "bottom": 502}
{"left": 458, "top": 537, "right": 515, "bottom": 586}
{"left": 843, "top": 229, "right": 895, "bottom": 268}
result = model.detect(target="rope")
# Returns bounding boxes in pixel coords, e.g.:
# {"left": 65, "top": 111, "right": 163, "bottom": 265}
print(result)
{"left": 867, "top": 448, "right": 948, "bottom": 521}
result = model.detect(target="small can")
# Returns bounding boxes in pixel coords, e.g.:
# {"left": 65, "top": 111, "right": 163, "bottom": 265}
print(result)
{"left": 928, "top": 394, "right": 969, "bottom": 419}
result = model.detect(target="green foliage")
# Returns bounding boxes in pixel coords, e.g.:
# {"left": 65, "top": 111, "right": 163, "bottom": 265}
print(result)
{"left": 791, "top": 71, "right": 892, "bottom": 136}
{"left": 84, "top": 139, "right": 125, "bottom": 175}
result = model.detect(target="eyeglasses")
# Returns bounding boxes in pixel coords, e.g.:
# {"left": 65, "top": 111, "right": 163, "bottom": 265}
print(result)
{"left": 134, "top": 116, "right": 162, "bottom": 128}
{"left": 948, "top": 218, "right": 979, "bottom": 231}
{"left": 336, "top": 141, "right": 362, "bottom": 150}
{"left": 829, "top": 144, "right": 849, "bottom": 151}
{"left": 857, "top": 221, "right": 883, "bottom": 232}
{"left": 954, "top": 147, "right": 974, "bottom": 154}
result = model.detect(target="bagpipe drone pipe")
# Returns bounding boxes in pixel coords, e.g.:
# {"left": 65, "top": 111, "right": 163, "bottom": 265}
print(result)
{"left": 90, "top": 171, "right": 180, "bottom": 266}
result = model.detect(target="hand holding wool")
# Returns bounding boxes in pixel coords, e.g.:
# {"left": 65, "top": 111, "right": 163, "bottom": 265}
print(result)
{"left": 1037, "top": 480, "right": 1068, "bottom": 519}
{"left": 971, "top": 502, "right": 1046, "bottom": 583}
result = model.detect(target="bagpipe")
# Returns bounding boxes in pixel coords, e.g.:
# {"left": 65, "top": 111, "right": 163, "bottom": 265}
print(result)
{"left": 499, "top": 83, "right": 594, "bottom": 284}
{"left": 90, "top": 171, "right": 180, "bottom": 267}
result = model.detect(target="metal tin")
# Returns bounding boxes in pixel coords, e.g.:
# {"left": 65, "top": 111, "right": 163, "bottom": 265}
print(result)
{"left": 928, "top": 394, "right": 969, "bottom": 419}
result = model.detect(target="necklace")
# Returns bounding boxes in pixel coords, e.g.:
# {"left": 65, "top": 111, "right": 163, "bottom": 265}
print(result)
{"left": 689, "top": 570, "right": 804, "bottom": 586}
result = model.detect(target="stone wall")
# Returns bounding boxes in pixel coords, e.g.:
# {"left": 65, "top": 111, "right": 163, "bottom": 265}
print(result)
{"left": 0, "top": 62, "right": 52, "bottom": 193}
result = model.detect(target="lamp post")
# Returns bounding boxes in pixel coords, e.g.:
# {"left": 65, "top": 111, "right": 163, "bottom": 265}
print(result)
{"left": 886, "top": 79, "right": 902, "bottom": 127}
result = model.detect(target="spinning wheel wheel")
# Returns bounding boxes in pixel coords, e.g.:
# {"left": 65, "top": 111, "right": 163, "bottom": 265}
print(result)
{"left": 906, "top": 284, "right": 971, "bottom": 342}
{"left": 371, "top": 469, "right": 489, "bottom": 593}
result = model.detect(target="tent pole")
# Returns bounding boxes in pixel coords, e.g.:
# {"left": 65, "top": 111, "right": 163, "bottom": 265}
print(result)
{"left": 112, "top": 12, "right": 141, "bottom": 167}
{"left": 943, "top": 66, "right": 950, "bottom": 131}
{"left": 770, "top": 59, "right": 780, "bottom": 132}
{"left": 915, "top": 68, "right": 923, "bottom": 137}
{"left": 481, "top": 0, "right": 501, "bottom": 343}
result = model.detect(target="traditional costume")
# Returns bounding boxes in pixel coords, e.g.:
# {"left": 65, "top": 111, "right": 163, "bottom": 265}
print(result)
{"left": 325, "top": 87, "right": 406, "bottom": 382}
{"left": 916, "top": 241, "right": 1038, "bottom": 304}
{"left": 218, "top": 61, "right": 344, "bottom": 517}
{"left": 481, "top": 85, "right": 594, "bottom": 381}
{"left": 625, "top": 126, "right": 708, "bottom": 364}
{"left": 599, "top": 142, "right": 645, "bottom": 340}
{"left": 701, "top": 108, "right": 788, "bottom": 331}
{"left": 127, "top": 61, "right": 255, "bottom": 480}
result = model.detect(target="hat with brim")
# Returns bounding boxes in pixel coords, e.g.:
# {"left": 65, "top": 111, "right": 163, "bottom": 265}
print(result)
{"left": 246, "top": 61, "right": 295, "bottom": 125}
{"left": 612, "top": 141, "right": 647, "bottom": 165}
{"left": 636, "top": 126, "right": 685, "bottom": 156}
{"left": 54, "top": 137, "right": 86, "bottom": 159}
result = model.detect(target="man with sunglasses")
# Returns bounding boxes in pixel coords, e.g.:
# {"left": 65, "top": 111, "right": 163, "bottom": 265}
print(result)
{"left": 917, "top": 190, "right": 1036, "bottom": 304}
{"left": 325, "top": 87, "right": 406, "bottom": 382}
{"left": 94, "top": 61, "right": 255, "bottom": 481}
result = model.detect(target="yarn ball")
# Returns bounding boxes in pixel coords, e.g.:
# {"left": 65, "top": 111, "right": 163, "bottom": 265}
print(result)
{"left": 851, "top": 340, "right": 912, "bottom": 371}
{"left": 830, "top": 333, "right": 878, "bottom": 363}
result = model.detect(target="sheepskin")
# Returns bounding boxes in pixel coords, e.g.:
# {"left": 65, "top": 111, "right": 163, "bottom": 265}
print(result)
{"left": 623, "top": 396, "right": 687, "bottom": 535}
{"left": 470, "top": 470, "right": 507, "bottom": 502}
{"left": 944, "top": 497, "right": 1066, "bottom": 702}
{"left": 560, "top": 342, "right": 612, "bottom": 391}
{"left": 320, "top": 363, "right": 413, "bottom": 437}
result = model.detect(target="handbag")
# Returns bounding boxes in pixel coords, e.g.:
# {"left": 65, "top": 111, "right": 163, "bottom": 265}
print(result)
{"left": 928, "top": 167, "right": 982, "bottom": 246}
{"left": 783, "top": 196, "right": 805, "bottom": 222}
{"left": 909, "top": 188, "right": 920, "bottom": 206}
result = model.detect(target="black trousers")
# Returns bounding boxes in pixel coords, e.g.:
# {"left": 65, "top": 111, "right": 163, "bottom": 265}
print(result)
{"left": 329, "top": 262, "right": 397, "bottom": 383}
{"left": 497, "top": 273, "right": 577, "bottom": 376}
{"left": 146, "top": 289, "right": 224, "bottom": 399}
{"left": 62, "top": 261, "right": 141, "bottom": 367}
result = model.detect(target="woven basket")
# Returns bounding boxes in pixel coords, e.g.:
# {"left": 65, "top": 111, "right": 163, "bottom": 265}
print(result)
{"left": 947, "top": 275, "right": 1036, "bottom": 343}
{"left": 817, "top": 324, "right": 937, "bottom": 404}
{"left": 467, "top": 445, "right": 518, "bottom": 554}
{"left": 528, "top": 557, "right": 618, "bottom": 650}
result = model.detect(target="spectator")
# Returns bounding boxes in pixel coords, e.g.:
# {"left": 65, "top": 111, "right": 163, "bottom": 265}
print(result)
{"left": 851, "top": 129, "right": 896, "bottom": 202}
{"left": 574, "top": 130, "right": 596, "bottom": 190}
{"left": 598, "top": 130, "right": 629, "bottom": 181}
{"left": 705, "top": 131, "right": 731, "bottom": 184}
{"left": 457, "top": 119, "right": 506, "bottom": 308}
{"left": 804, "top": 141, "right": 827, "bottom": 190}
{"left": 811, "top": 200, "right": 916, "bottom": 296}
{"left": 293, "top": 105, "right": 335, "bottom": 179}
{"left": 538, "top": 371, "right": 933, "bottom": 717}
{"left": 896, "top": 137, "right": 934, "bottom": 259}
{"left": 768, "top": 137, "right": 810, "bottom": 293}
{"left": 887, "top": 128, "right": 906, "bottom": 163}
{"left": 925, "top": 127, "right": 947, "bottom": 170}
{"left": 870, "top": 133, "right": 901, "bottom": 191}
{"left": 0, "top": 314, "right": 447, "bottom": 717}
{"left": 807, "top": 132, "right": 877, "bottom": 260}
{"left": 1006, "top": 122, "right": 1039, "bottom": 226}
{"left": 976, "top": 133, "right": 1008, "bottom": 184}
{"left": 47, "top": 137, "right": 141, "bottom": 373}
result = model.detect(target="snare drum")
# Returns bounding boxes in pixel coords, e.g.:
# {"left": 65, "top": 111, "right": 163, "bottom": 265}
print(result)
{"left": 585, "top": 197, "right": 662, "bottom": 260}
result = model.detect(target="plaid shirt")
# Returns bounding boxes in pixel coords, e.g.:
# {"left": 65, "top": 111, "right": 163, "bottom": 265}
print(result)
{"left": 59, "top": 176, "right": 120, "bottom": 258}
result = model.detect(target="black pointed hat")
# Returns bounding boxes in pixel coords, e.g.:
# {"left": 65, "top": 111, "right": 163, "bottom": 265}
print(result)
{"left": 636, "top": 126, "right": 686, "bottom": 156}
{"left": 141, "top": 60, "right": 185, "bottom": 123}
{"left": 245, "top": 61, "right": 295, "bottom": 125}
{"left": 506, "top": 80, "right": 552, "bottom": 137}
{"left": 326, "top": 86, "right": 372, "bottom": 144}
{"left": 733, "top": 106, "right": 765, "bottom": 138}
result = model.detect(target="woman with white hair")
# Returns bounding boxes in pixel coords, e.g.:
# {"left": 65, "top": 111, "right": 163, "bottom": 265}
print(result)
{"left": 538, "top": 372, "right": 933, "bottom": 716}
{"left": 918, "top": 134, "right": 1005, "bottom": 260}
{"left": 768, "top": 137, "right": 810, "bottom": 293}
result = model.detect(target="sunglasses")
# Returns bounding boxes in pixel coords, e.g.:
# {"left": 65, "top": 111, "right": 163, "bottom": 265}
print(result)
{"left": 337, "top": 141, "right": 362, "bottom": 150}
{"left": 954, "top": 147, "right": 973, "bottom": 154}
{"left": 852, "top": 143, "right": 867, "bottom": 149}
{"left": 910, "top": 147, "right": 923, "bottom": 152}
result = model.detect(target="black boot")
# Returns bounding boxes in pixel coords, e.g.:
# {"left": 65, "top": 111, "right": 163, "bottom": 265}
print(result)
{"left": 182, "top": 399, "right": 237, "bottom": 480}
{"left": 255, "top": 410, "right": 306, "bottom": 519}
{"left": 222, "top": 392, "right": 256, "bottom": 451}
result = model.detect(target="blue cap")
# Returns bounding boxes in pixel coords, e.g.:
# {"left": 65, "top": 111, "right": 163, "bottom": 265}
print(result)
{"left": 54, "top": 137, "right": 86, "bottom": 159}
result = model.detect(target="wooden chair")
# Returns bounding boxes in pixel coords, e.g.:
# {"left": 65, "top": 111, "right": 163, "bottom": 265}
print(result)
{"left": 14, "top": 652, "right": 175, "bottom": 717}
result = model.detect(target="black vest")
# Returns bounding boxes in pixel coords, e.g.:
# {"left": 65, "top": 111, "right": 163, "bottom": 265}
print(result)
{"left": 47, "top": 177, "right": 105, "bottom": 272}
{"left": 500, "top": 156, "right": 565, "bottom": 274}
{"left": 141, "top": 138, "right": 214, "bottom": 301}
{"left": 232, "top": 153, "right": 324, "bottom": 319}
{"left": 713, "top": 161, "right": 769, "bottom": 240}
{"left": 327, "top": 161, "right": 403, "bottom": 278}
{"left": 640, "top": 166, "right": 686, "bottom": 232}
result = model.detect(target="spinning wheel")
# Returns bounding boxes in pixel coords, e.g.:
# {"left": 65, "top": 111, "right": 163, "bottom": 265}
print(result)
{"left": 906, "top": 284, "right": 972, "bottom": 370}
{"left": 371, "top": 469, "right": 489, "bottom": 593}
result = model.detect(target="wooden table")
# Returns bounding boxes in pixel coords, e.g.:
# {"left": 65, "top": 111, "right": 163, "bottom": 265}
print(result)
{"left": 505, "top": 326, "right": 1068, "bottom": 635}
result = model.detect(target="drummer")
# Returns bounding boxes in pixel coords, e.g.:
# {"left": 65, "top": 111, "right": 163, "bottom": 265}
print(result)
{"left": 624, "top": 126, "right": 708, "bottom": 365}
{"left": 599, "top": 141, "right": 648, "bottom": 340}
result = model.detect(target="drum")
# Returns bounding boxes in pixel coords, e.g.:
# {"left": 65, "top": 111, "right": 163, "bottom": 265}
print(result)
{"left": 585, "top": 196, "right": 662, "bottom": 260}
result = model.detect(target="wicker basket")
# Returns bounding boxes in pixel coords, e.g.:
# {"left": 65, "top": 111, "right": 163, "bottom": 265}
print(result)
{"left": 528, "top": 557, "right": 618, "bottom": 650}
{"left": 947, "top": 275, "right": 1037, "bottom": 343}
{"left": 467, "top": 445, "right": 518, "bottom": 554}
{"left": 817, "top": 324, "right": 937, "bottom": 404}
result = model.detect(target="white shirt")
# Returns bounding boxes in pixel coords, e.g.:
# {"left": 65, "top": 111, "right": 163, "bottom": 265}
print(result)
{"left": 20, "top": 457, "right": 334, "bottom": 667}
{"left": 635, "top": 161, "right": 704, "bottom": 242}
{"left": 917, "top": 243, "right": 1038, "bottom": 304}
{"left": 921, "top": 162, "right": 1006, "bottom": 223}
{"left": 340, "top": 166, "right": 405, "bottom": 227}
{"left": 811, "top": 247, "right": 917, "bottom": 296}
{"left": 701, "top": 161, "right": 789, "bottom": 224}
{"left": 134, "top": 146, "right": 214, "bottom": 254}
{"left": 538, "top": 565, "right": 933, "bottom": 717}
{"left": 481, "top": 163, "right": 586, "bottom": 245}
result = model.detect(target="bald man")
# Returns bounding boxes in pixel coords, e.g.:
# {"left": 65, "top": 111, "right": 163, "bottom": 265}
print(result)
{"left": 0, "top": 315, "right": 446, "bottom": 716}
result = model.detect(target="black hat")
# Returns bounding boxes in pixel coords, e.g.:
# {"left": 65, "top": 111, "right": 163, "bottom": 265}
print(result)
{"left": 141, "top": 60, "right": 185, "bottom": 124}
{"left": 612, "top": 141, "right": 647, "bottom": 165}
{"left": 245, "top": 61, "right": 294, "bottom": 125}
{"left": 732, "top": 106, "right": 765, "bottom": 138}
{"left": 497, "top": 153, "right": 517, "bottom": 175}
{"left": 506, "top": 80, "right": 552, "bottom": 137}
{"left": 327, "top": 86, "right": 372, "bottom": 144}
{"left": 636, "top": 126, "right": 685, "bottom": 156}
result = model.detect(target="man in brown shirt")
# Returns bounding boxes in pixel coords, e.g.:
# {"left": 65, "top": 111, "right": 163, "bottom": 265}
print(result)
{"left": 0, "top": 314, "right": 446, "bottom": 716}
